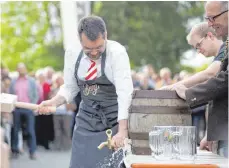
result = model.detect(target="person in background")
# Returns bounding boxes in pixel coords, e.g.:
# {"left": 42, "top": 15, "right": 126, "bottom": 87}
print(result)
{"left": 51, "top": 72, "right": 76, "bottom": 150}
{"left": 44, "top": 66, "right": 55, "bottom": 86}
{"left": 131, "top": 70, "right": 141, "bottom": 90}
{"left": 9, "top": 63, "right": 39, "bottom": 159}
{"left": 1, "top": 64, "right": 9, "bottom": 80}
{"left": 139, "top": 74, "right": 154, "bottom": 90}
{"left": 1, "top": 76, "right": 12, "bottom": 146}
{"left": 156, "top": 67, "right": 173, "bottom": 88}
{"left": 35, "top": 69, "right": 54, "bottom": 150}
{"left": 142, "top": 64, "right": 157, "bottom": 89}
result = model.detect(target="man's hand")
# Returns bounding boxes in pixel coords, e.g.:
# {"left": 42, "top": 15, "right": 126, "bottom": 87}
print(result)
{"left": 37, "top": 99, "right": 57, "bottom": 115}
{"left": 199, "top": 135, "right": 213, "bottom": 151}
{"left": 174, "top": 84, "right": 188, "bottom": 100}
{"left": 111, "top": 119, "right": 128, "bottom": 150}
{"left": 37, "top": 95, "right": 66, "bottom": 115}
{"left": 66, "top": 104, "right": 77, "bottom": 111}
{"left": 159, "top": 84, "right": 176, "bottom": 90}
{"left": 111, "top": 129, "right": 128, "bottom": 151}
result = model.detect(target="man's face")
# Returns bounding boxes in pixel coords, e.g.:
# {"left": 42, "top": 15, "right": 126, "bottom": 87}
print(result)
{"left": 56, "top": 77, "right": 64, "bottom": 86}
{"left": 47, "top": 70, "right": 53, "bottom": 79}
{"left": 1, "top": 68, "right": 9, "bottom": 78}
{"left": 163, "top": 72, "right": 171, "bottom": 80}
{"left": 205, "top": 2, "right": 228, "bottom": 37}
{"left": 80, "top": 32, "right": 106, "bottom": 60}
{"left": 17, "top": 64, "right": 27, "bottom": 76}
{"left": 189, "top": 34, "right": 215, "bottom": 57}
{"left": 38, "top": 74, "right": 45, "bottom": 83}
{"left": 3, "top": 78, "right": 11, "bottom": 87}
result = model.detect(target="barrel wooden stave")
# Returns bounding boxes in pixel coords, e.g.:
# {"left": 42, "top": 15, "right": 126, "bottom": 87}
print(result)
{"left": 128, "top": 90, "right": 192, "bottom": 155}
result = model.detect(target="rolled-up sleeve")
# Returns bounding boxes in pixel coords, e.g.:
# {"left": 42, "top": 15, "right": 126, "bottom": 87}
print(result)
{"left": 111, "top": 46, "right": 133, "bottom": 121}
{"left": 57, "top": 49, "right": 80, "bottom": 103}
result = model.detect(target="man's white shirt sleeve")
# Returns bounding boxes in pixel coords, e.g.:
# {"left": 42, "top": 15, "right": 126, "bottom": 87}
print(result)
{"left": 110, "top": 44, "right": 133, "bottom": 121}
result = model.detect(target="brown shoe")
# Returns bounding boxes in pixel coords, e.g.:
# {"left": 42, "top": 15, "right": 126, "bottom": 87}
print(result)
{"left": 29, "top": 153, "right": 37, "bottom": 160}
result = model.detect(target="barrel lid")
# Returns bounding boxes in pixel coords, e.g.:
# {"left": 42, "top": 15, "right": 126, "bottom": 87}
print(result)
{"left": 132, "top": 90, "right": 181, "bottom": 99}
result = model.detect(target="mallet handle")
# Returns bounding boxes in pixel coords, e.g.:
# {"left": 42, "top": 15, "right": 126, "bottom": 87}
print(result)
{"left": 15, "top": 102, "right": 56, "bottom": 113}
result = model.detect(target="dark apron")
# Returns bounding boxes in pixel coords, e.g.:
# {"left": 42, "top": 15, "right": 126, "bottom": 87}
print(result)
{"left": 69, "top": 50, "right": 119, "bottom": 168}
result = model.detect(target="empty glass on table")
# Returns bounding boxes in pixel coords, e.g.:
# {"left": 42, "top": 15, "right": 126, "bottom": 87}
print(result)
{"left": 177, "top": 126, "right": 196, "bottom": 161}
{"left": 153, "top": 126, "right": 174, "bottom": 160}
{"left": 149, "top": 126, "right": 196, "bottom": 162}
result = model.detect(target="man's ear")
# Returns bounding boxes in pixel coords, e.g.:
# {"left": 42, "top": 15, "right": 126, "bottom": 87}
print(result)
{"left": 207, "top": 32, "right": 214, "bottom": 40}
{"left": 104, "top": 32, "right": 107, "bottom": 40}
{"left": 78, "top": 33, "right": 82, "bottom": 42}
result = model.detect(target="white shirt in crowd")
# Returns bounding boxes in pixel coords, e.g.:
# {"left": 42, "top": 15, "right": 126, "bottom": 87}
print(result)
{"left": 58, "top": 40, "right": 133, "bottom": 121}
{"left": 55, "top": 104, "right": 74, "bottom": 116}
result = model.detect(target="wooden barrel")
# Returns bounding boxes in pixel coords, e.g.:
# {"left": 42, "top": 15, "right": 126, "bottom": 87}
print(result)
{"left": 128, "top": 90, "right": 192, "bottom": 155}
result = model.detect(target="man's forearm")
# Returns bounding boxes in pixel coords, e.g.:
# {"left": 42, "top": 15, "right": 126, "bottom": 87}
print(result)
{"left": 51, "top": 94, "right": 67, "bottom": 107}
{"left": 118, "top": 119, "right": 128, "bottom": 131}
{"left": 179, "top": 62, "right": 221, "bottom": 88}
{"left": 179, "top": 71, "right": 211, "bottom": 88}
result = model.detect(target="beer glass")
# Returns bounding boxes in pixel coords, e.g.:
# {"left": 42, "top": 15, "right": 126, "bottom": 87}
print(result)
{"left": 177, "top": 126, "right": 196, "bottom": 161}
{"left": 153, "top": 126, "right": 174, "bottom": 160}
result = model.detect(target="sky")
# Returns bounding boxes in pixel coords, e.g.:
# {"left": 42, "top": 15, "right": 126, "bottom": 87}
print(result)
{"left": 181, "top": 50, "right": 214, "bottom": 68}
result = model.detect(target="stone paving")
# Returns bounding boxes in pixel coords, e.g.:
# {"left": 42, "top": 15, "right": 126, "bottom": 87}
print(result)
{"left": 10, "top": 147, "right": 71, "bottom": 168}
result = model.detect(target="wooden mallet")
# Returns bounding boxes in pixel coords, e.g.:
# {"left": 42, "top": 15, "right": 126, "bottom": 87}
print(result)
{"left": 0, "top": 93, "right": 56, "bottom": 113}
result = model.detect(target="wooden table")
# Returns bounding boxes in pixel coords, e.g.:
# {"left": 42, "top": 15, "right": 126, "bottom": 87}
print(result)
{"left": 124, "top": 149, "right": 228, "bottom": 168}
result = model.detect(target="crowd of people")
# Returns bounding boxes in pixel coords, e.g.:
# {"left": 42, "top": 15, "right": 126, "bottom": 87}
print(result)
{"left": 131, "top": 65, "right": 191, "bottom": 90}
{"left": 1, "top": 64, "right": 79, "bottom": 159}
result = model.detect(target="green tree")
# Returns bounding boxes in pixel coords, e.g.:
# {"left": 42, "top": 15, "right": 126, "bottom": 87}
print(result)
{"left": 92, "top": 1, "right": 204, "bottom": 73}
{"left": 1, "top": 1, "right": 64, "bottom": 71}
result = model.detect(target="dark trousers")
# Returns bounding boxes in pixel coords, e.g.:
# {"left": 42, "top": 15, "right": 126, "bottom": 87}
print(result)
{"left": 53, "top": 115, "right": 72, "bottom": 150}
{"left": 191, "top": 106, "right": 206, "bottom": 145}
{"left": 11, "top": 108, "right": 36, "bottom": 154}
{"left": 35, "top": 115, "right": 54, "bottom": 149}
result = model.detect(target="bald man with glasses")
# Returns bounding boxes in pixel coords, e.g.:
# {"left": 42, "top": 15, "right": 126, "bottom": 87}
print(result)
{"left": 205, "top": 1, "right": 228, "bottom": 38}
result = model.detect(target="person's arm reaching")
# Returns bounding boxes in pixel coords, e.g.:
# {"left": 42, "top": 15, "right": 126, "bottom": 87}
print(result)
{"left": 110, "top": 45, "right": 133, "bottom": 150}
{"left": 37, "top": 49, "right": 80, "bottom": 114}
{"left": 160, "top": 61, "right": 221, "bottom": 90}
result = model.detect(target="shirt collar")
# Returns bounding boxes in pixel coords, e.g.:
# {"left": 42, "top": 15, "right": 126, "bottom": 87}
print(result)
{"left": 82, "top": 52, "right": 102, "bottom": 62}
{"left": 17, "top": 75, "right": 28, "bottom": 80}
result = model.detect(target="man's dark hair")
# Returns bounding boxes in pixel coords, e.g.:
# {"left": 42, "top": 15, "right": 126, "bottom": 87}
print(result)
{"left": 78, "top": 16, "right": 106, "bottom": 41}
{"left": 2, "top": 76, "right": 11, "bottom": 81}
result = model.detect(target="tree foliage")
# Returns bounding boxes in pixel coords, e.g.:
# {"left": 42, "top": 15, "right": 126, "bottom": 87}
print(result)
{"left": 1, "top": 1, "right": 64, "bottom": 71}
{"left": 1, "top": 1, "right": 205, "bottom": 73}
{"left": 92, "top": 1, "right": 204, "bottom": 73}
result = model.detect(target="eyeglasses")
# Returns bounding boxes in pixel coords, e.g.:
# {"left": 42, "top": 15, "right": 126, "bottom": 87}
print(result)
{"left": 195, "top": 35, "right": 207, "bottom": 50}
{"left": 205, "top": 10, "right": 228, "bottom": 23}
{"left": 83, "top": 40, "right": 106, "bottom": 54}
